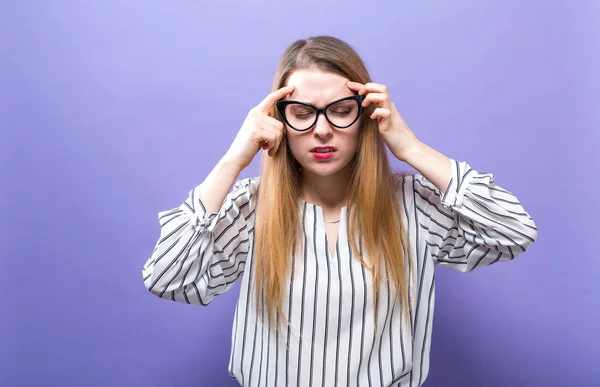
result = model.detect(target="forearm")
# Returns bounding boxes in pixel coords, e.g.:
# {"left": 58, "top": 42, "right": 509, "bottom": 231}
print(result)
{"left": 197, "top": 157, "right": 244, "bottom": 213}
{"left": 404, "top": 141, "right": 453, "bottom": 194}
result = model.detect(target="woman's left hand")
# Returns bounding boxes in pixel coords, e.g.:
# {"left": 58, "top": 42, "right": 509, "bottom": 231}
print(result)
{"left": 347, "top": 81, "right": 421, "bottom": 162}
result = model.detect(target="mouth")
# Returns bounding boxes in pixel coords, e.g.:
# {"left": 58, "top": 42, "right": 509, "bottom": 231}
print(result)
{"left": 310, "top": 146, "right": 337, "bottom": 160}
{"left": 310, "top": 146, "right": 337, "bottom": 153}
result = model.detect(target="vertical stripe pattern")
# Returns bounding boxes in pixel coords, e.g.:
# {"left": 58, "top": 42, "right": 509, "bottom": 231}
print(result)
{"left": 142, "top": 159, "right": 538, "bottom": 386}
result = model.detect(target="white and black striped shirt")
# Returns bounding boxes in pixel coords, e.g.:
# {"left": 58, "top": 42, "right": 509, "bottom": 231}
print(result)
{"left": 142, "top": 159, "right": 538, "bottom": 386}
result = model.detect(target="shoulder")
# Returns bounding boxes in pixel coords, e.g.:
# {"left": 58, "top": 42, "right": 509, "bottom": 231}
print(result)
{"left": 232, "top": 176, "right": 261, "bottom": 196}
{"left": 392, "top": 171, "right": 413, "bottom": 186}
{"left": 392, "top": 171, "right": 443, "bottom": 199}
{"left": 392, "top": 171, "right": 420, "bottom": 192}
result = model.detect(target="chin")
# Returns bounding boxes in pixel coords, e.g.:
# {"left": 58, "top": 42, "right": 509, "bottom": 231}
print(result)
{"left": 301, "top": 160, "right": 351, "bottom": 177}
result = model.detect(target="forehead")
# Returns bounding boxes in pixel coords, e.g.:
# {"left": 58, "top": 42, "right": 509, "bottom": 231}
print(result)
{"left": 285, "top": 69, "right": 353, "bottom": 104}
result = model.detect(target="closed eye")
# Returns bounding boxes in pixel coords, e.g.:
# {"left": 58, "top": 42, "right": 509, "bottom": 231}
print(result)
{"left": 295, "top": 112, "right": 315, "bottom": 119}
{"left": 331, "top": 110, "right": 351, "bottom": 116}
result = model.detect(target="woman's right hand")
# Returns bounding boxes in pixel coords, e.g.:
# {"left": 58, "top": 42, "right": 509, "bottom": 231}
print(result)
{"left": 224, "top": 85, "right": 295, "bottom": 171}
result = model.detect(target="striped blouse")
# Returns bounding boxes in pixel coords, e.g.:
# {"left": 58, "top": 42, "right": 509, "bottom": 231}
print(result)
{"left": 142, "top": 159, "right": 538, "bottom": 387}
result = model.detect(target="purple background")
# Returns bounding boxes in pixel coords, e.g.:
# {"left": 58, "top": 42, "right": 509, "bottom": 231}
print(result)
{"left": 1, "top": 0, "right": 598, "bottom": 386}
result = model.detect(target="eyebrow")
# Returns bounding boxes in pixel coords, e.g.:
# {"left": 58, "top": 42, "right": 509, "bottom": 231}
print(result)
{"left": 285, "top": 95, "right": 355, "bottom": 106}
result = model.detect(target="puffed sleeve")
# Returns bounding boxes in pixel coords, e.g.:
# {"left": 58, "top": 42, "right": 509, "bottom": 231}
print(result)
{"left": 142, "top": 177, "right": 259, "bottom": 305}
{"left": 407, "top": 159, "right": 538, "bottom": 272}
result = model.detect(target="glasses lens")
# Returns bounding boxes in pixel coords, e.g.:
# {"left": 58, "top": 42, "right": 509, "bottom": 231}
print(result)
{"left": 284, "top": 104, "right": 316, "bottom": 130}
{"left": 325, "top": 99, "right": 360, "bottom": 128}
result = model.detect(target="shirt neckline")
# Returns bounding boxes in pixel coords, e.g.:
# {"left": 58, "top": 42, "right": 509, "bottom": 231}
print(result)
{"left": 298, "top": 198, "right": 349, "bottom": 211}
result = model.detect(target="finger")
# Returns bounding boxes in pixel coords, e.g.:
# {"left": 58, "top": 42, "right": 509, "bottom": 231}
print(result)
{"left": 263, "top": 116, "right": 285, "bottom": 132}
{"left": 361, "top": 93, "right": 390, "bottom": 109}
{"left": 362, "top": 82, "right": 388, "bottom": 94}
{"left": 259, "top": 116, "right": 284, "bottom": 146}
{"left": 261, "top": 125, "right": 283, "bottom": 155}
{"left": 262, "top": 132, "right": 283, "bottom": 158}
{"left": 349, "top": 82, "right": 388, "bottom": 97}
{"left": 256, "top": 85, "right": 295, "bottom": 115}
{"left": 347, "top": 81, "right": 370, "bottom": 96}
{"left": 347, "top": 81, "right": 364, "bottom": 92}
{"left": 268, "top": 141, "right": 279, "bottom": 157}
{"left": 370, "top": 108, "right": 391, "bottom": 120}
{"left": 256, "top": 128, "right": 278, "bottom": 153}
{"left": 260, "top": 123, "right": 284, "bottom": 155}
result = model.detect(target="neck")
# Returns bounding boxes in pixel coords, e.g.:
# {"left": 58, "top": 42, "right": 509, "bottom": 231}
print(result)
{"left": 300, "top": 165, "right": 352, "bottom": 209}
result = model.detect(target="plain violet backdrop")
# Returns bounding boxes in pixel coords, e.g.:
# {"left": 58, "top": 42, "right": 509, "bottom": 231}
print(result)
{"left": 1, "top": 0, "right": 598, "bottom": 386}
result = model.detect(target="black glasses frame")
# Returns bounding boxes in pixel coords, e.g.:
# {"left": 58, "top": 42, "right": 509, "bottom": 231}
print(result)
{"left": 276, "top": 95, "right": 366, "bottom": 132}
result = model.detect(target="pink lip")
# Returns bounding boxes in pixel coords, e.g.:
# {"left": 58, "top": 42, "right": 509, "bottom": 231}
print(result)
{"left": 310, "top": 147, "right": 337, "bottom": 160}
{"left": 313, "top": 152, "right": 334, "bottom": 159}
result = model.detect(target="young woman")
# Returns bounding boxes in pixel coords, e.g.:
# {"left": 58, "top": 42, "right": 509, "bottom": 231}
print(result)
{"left": 142, "top": 36, "right": 538, "bottom": 386}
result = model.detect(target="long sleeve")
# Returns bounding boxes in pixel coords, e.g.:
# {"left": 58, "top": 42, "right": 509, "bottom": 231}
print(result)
{"left": 409, "top": 159, "right": 538, "bottom": 272}
{"left": 142, "top": 177, "right": 259, "bottom": 305}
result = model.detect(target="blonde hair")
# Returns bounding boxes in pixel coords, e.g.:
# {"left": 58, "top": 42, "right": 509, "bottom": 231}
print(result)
{"left": 254, "top": 36, "right": 413, "bottom": 334}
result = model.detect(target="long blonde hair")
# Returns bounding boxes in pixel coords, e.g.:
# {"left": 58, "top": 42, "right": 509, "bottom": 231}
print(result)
{"left": 254, "top": 36, "right": 412, "bottom": 333}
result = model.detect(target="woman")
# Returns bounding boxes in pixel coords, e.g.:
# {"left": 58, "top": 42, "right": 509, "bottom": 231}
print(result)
{"left": 142, "top": 36, "right": 538, "bottom": 386}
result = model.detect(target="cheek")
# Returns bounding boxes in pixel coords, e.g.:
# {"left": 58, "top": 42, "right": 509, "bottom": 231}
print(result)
{"left": 285, "top": 130, "right": 304, "bottom": 156}
{"left": 344, "top": 127, "right": 361, "bottom": 154}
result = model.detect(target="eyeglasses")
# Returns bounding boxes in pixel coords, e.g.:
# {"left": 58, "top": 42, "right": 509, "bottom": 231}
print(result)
{"left": 276, "top": 95, "right": 365, "bottom": 132}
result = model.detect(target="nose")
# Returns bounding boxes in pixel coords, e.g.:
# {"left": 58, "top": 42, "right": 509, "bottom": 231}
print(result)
{"left": 313, "top": 113, "right": 333, "bottom": 139}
